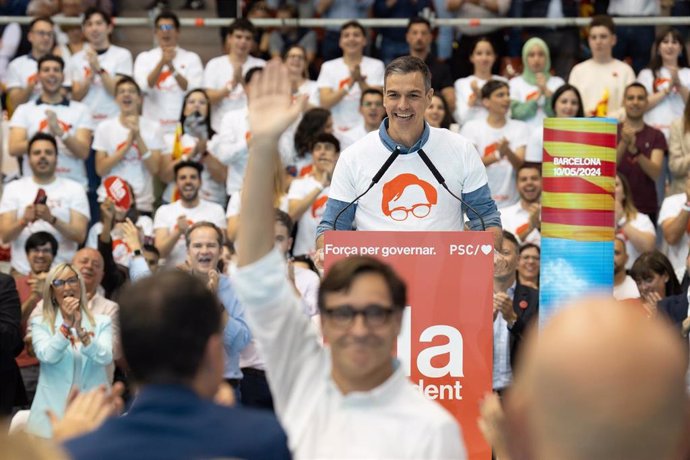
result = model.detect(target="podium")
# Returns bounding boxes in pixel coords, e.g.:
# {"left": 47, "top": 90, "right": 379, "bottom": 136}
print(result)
{"left": 324, "top": 231, "right": 493, "bottom": 460}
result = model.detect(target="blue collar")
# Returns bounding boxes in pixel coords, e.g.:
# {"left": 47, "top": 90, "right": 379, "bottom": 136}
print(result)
{"left": 377, "top": 118, "right": 430, "bottom": 155}
{"left": 35, "top": 96, "right": 70, "bottom": 106}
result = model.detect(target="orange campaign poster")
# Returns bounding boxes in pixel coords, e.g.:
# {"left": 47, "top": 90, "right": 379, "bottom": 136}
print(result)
{"left": 324, "top": 231, "right": 493, "bottom": 460}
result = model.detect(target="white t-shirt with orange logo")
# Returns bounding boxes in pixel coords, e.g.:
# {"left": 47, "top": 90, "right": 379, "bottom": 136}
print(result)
{"left": 161, "top": 131, "right": 226, "bottom": 205}
{"left": 328, "top": 127, "right": 488, "bottom": 231}
{"left": 453, "top": 75, "right": 506, "bottom": 125}
{"left": 0, "top": 176, "right": 90, "bottom": 274}
{"left": 499, "top": 202, "right": 541, "bottom": 246}
{"left": 508, "top": 74, "right": 565, "bottom": 130}
{"left": 316, "top": 57, "right": 384, "bottom": 133}
{"left": 93, "top": 116, "right": 164, "bottom": 212}
{"left": 153, "top": 199, "right": 227, "bottom": 267}
{"left": 638, "top": 67, "right": 690, "bottom": 140}
{"left": 85, "top": 215, "right": 154, "bottom": 267}
{"left": 134, "top": 47, "right": 204, "bottom": 135}
{"left": 67, "top": 45, "right": 133, "bottom": 124}
{"left": 460, "top": 118, "right": 528, "bottom": 209}
{"left": 203, "top": 54, "right": 266, "bottom": 132}
{"left": 288, "top": 175, "right": 330, "bottom": 256}
{"left": 10, "top": 99, "right": 93, "bottom": 186}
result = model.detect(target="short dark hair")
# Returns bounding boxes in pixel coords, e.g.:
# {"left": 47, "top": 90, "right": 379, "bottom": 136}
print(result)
{"left": 275, "top": 209, "right": 294, "bottom": 235}
{"left": 174, "top": 160, "right": 203, "bottom": 179}
{"left": 519, "top": 242, "right": 540, "bottom": 256}
{"left": 406, "top": 16, "right": 432, "bottom": 34}
{"left": 244, "top": 66, "right": 263, "bottom": 84}
{"left": 312, "top": 132, "right": 341, "bottom": 153}
{"left": 29, "top": 16, "right": 53, "bottom": 31}
{"left": 590, "top": 14, "right": 615, "bottom": 35}
{"left": 385, "top": 55, "right": 431, "bottom": 92}
{"left": 502, "top": 231, "right": 520, "bottom": 251}
{"left": 155, "top": 11, "right": 180, "bottom": 29}
{"left": 226, "top": 18, "right": 256, "bottom": 39}
{"left": 185, "top": 222, "right": 224, "bottom": 249}
{"left": 115, "top": 76, "right": 141, "bottom": 96}
{"left": 118, "top": 270, "right": 223, "bottom": 385}
{"left": 294, "top": 108, "right": 331, "bottom": 157}
{"left": 38, "top": 54, "right": 64, "bottom": 72}
{"left": 25, "top": 231, "right": 58, "bottom": 256}
{"left": 517, "top": 162, "right": 542, "bottom": 177}
{"left": 481, "top": 79, "right": 509, "bottom": 99}
{"left": 143, "top": 243, "right": 160, "bottom": 258}
{"left": 28, "top": 132, "right": 57, "bottom": 154}
{"left": 625, "top": 82, "right": 648, "bottom": 97}
{"left": 83, "top": 7, "right": 111, "bottom": 26}
{"left": 360, "top": 87, "right": 383, "bottom": 105}
{"left": 318, "top": 257, "right": 407, "bottom": 310}
{"left": 340, "top": 20, "right": 365, "bottom": 36}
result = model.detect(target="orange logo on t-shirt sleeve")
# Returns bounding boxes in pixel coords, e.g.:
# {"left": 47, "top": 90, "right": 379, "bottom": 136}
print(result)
{"left": 654, "top": 78, "right": 671, "bottom": 92}
{"left": 27, "top": 73, "right": 38, "bottom": 85}
{"left": 311, "top": 195, "right": 328, "bottom": 218}
{"left": 381, "top": 173, "right": 438, "bottom": 222}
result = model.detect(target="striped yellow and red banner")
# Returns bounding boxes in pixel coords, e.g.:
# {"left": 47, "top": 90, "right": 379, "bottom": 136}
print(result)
{"left": 541, "top": 118, "right": 617, "bottom": 242}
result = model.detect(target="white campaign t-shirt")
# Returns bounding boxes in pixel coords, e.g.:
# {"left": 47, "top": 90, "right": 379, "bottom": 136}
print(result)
{"left": 67, "top": 45, "right": 133, "bottom": 124}
{"left": 328, "top": 127, "right": 489, "bottom": 231}
{"left": 499, "top": 201, "right": 541, "bottom": 245}
{"left": 85, "top": 215, "right": 154, "bottom": 267}
{"left": 613, "top": 275, "right": 640, "bottom": 300}
{"left": 161, "top": 131, "right": 226, "bottom": 205}
{"left": 658, "top": 192, "right": 690, "bottom": 274}
{"left": 153, "top": 199, "right": 227, "bottom": 267}
{"left": 203, "top": 54, "right": 266, "bottom": 132}
{"left": 638, "top": 67, "right": 690, "bottom": 140}
{"left": 226, "top": 190, "right": 289, "bottom": 218}
{"left": 453, "top": 75, "right": 506, "bottom": 125}
{"left": 0, "top": 176, "right": 90, "bottom": 274}
{"left": 93, "top": 116, "right": 164, "bottom": 212}
{"left": 460, "top": 118, "right": 528, "bottom": 208}
{"left": 569, "top": 59, "right": 635, "bottom": 118}
{"left": 288, "top": 175, "right": 330, "bottom": 256}
{"left": 214, "top": 108, "right": 249, "bottom": 196}
{"left": 617, "top": 212, "right": 656, "bottom": 269}
{"left": 10, "top": 99, "right": 93, "bottom": 186}
{"left": 316, "top": 56, "right": 384, "bottom": 133}
{"left": 525, "top": 127, "right": 544, "bottom": 163}
{"left": 508, "top": 75, "right": 565, "bottom": 130}
{"left": 134, "top": 46, "right": 204, "bottom": 135}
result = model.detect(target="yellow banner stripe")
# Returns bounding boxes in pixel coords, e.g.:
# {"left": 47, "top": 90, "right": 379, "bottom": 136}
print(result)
{"left": 542, "top": 192, "right": 614, "bottom": 210}
{"left": 544, "top": 117, "right": 618, "bottom": 133}
{"left": 542, "top": 222, "right": 614, "bottom": 241}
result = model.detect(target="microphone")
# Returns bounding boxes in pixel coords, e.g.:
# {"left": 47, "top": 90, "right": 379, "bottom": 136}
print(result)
{"left": 333, "top": 147, "right": 401, "bottom": 230}
{"left": 417, "top": 148, "right": 486, "bottom": 231}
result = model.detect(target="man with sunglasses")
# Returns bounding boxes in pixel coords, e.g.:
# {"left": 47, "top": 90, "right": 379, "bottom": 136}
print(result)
{"left": 133, "top": 11, "right": 203, "bottom": 135}
{"left": 232, "top": 60, "right": 465, "bottom": 458}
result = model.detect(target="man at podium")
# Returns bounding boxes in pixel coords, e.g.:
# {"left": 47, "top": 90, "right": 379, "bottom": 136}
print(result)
{"left": 315, "top": 56, "right": 501, "bottom": 250}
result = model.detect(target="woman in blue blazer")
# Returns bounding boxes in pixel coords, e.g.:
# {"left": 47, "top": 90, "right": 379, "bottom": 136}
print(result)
{"left": 27, "top": 263, "right": 113, "bottom": 438}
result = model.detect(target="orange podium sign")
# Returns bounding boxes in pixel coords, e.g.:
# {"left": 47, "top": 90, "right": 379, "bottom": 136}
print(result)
{"left": 324, "top": 231, "right": 493, "bottom": 460}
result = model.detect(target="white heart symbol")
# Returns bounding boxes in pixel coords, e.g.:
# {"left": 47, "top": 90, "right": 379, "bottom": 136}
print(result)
{"left": 480, "top": 244, "right": 492, "bottom": 255}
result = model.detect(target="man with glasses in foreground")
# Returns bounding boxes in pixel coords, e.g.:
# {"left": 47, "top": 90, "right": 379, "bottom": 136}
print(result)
{"left": 232, "top": 60, "right": 466, "bottom": 458}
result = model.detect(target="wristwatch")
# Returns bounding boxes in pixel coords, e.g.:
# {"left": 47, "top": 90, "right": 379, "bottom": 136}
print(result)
{"left": 133, "top": 249, "right": 142, "bottom": 257}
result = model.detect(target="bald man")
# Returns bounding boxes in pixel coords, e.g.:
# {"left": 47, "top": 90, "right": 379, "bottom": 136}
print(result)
{"left": 27, "top": 248, "right": 120, "bottom": 377}
{"left": 501, "top": 299, "right": 690, "bottom": 460}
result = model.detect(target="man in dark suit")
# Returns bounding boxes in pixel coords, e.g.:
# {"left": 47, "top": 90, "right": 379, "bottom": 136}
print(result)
{"left": 0, "top": 273, "right": 26, "bottom": 414}
{"left": 63, "top": 270, "right": 290, "bottom": 460}
{"left": 492, "top": 231, "right": 538, "bottom": 393}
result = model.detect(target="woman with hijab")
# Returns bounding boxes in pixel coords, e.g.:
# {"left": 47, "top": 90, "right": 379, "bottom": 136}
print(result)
{"left": 509, "top": 37, "right": 565, "bottom": 130}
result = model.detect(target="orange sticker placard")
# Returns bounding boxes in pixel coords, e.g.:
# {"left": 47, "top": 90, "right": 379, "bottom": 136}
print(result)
{"left": 324, "top": 231, "right": 493, "bottom": 460}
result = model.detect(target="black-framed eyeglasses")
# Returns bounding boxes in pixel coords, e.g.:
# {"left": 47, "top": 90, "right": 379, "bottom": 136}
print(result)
{"left": 52, "top": 277, "right": 79, "bottom": 288}
{"left": 321, "top": 304, "right": 399, "bottom": 329}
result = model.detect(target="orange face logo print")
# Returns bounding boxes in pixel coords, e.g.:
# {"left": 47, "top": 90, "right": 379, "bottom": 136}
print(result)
{"left": 381, "top": 174, "right": 438, "bottom": 222}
